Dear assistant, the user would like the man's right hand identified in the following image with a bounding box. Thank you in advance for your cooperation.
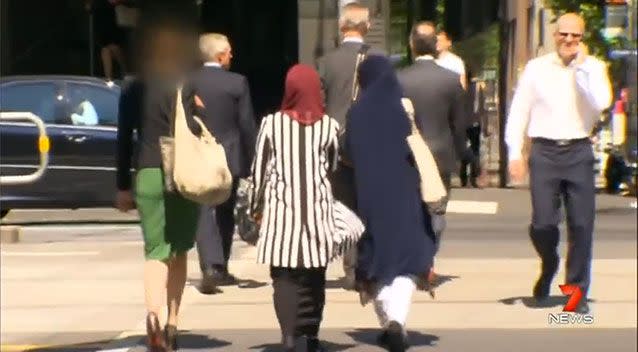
[115,190,135,212]
[508,159,527,184]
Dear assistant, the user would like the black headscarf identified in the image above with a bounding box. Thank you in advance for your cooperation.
[346,55,435,284]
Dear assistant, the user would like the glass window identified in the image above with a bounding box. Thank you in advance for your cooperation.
[0,82,58,123]
[66,83,120,127]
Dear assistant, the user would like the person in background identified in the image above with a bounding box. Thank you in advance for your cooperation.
[460,68,488,188]
[398,21,466,288]
[505,13,612,314]
[86,0,128,80]
[316,1,384,290]
[347,55,436,352]
[191,33,257,294]
[249,64,340,352]
[436,30,466,90]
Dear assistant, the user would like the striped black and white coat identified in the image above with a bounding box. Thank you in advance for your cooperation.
[249,112,340,268]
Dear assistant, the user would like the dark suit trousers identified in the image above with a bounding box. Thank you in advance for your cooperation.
[528,139,595,296]
[195,179,239,272]
[460,124,482,186]
[329,163,358,276]
[271,267,327,340]
[431,173,452,255]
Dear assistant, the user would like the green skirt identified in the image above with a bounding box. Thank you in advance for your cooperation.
[135,168,199,260]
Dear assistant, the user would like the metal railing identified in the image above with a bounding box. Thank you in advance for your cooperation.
[0,112,50,185]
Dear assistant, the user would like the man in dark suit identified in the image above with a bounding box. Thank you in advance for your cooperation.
[460,74,488,188]
[316,2,384,290]
[191,33,257,294]
[397,21,467,281]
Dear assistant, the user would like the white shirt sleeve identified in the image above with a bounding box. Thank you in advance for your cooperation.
[505,62,534,161]
[575,58,613,115]
[455,57,466,76]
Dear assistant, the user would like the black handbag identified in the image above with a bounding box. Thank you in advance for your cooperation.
[234,176,267,246]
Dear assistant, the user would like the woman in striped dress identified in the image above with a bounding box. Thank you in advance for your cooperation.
[248,64,339,352]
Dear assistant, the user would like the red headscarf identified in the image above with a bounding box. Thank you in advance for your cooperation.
[280,64,325,125]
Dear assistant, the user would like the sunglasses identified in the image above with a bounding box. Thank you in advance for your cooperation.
[558,32,583,39]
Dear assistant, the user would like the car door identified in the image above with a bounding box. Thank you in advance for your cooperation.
[60,80,120,206]
[0,80,72,208]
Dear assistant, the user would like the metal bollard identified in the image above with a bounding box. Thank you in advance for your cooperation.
[0,112,50,185]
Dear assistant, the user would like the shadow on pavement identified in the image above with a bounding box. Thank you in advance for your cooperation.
[188,277,269,295]
[23,332,231,351]
[249,340,356,351]
[499,295,595,309]
[119,333,231,351]
[345,329,440,348]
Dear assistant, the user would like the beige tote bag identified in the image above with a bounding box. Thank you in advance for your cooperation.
[401,98,447,206]
[162,86,233,205]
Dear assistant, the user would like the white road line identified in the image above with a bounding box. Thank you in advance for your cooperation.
[1,251,100,257]
[447,200,498,214]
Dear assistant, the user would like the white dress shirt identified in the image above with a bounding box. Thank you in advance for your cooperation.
[436,51,465,76]
[204,61,222,68]
[342,36,364,44]
[505,52,612,161]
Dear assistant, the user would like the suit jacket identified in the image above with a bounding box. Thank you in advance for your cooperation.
[317,42,385,126]
[189,66,257,178]
[397,59,467,175]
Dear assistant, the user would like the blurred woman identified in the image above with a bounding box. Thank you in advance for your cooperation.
[346,55,436,352]
[115,12,200,351]
[249,64,340,352]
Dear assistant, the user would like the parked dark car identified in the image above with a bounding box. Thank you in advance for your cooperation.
[0,76,121,218]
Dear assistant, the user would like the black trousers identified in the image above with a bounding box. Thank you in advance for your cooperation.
[431,172,452,255]
[528,138,595,296]
[460,124,482,186]
[195,179,239,272]
[271,267,327,340]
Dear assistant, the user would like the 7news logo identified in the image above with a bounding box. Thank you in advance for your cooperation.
[548,284,594,325]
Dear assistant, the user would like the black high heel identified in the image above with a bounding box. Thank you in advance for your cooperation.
[164,324,178,352]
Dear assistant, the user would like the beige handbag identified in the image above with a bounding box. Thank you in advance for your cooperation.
[160,86,233,205]
[401,98,447,206]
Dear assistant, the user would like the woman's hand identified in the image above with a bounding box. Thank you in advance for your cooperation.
[115,190,135,212]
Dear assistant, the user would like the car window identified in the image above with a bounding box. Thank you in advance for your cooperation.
[0,82,59,123]
[66,83,120,127]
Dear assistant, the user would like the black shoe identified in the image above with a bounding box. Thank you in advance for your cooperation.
[342,274,356,291]
[217,271,238,286]
[198,269,219,294]
[533,256,559,302]
[385,321,407,352]
[164,324,178,352]
[574,301,590,314]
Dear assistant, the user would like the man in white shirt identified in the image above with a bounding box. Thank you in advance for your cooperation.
[505,13,612,314]
[436,31,467,90]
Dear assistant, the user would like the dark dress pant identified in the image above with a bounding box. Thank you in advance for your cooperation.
[528,138,595,296]
[195,179,239,272]
[460,124,482,186]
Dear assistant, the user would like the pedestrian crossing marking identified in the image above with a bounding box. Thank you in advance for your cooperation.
[447,200,498,214]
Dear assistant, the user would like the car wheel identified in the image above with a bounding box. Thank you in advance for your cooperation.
[1,209,9,219]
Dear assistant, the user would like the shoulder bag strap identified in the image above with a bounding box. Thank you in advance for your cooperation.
[350,44,370,103]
